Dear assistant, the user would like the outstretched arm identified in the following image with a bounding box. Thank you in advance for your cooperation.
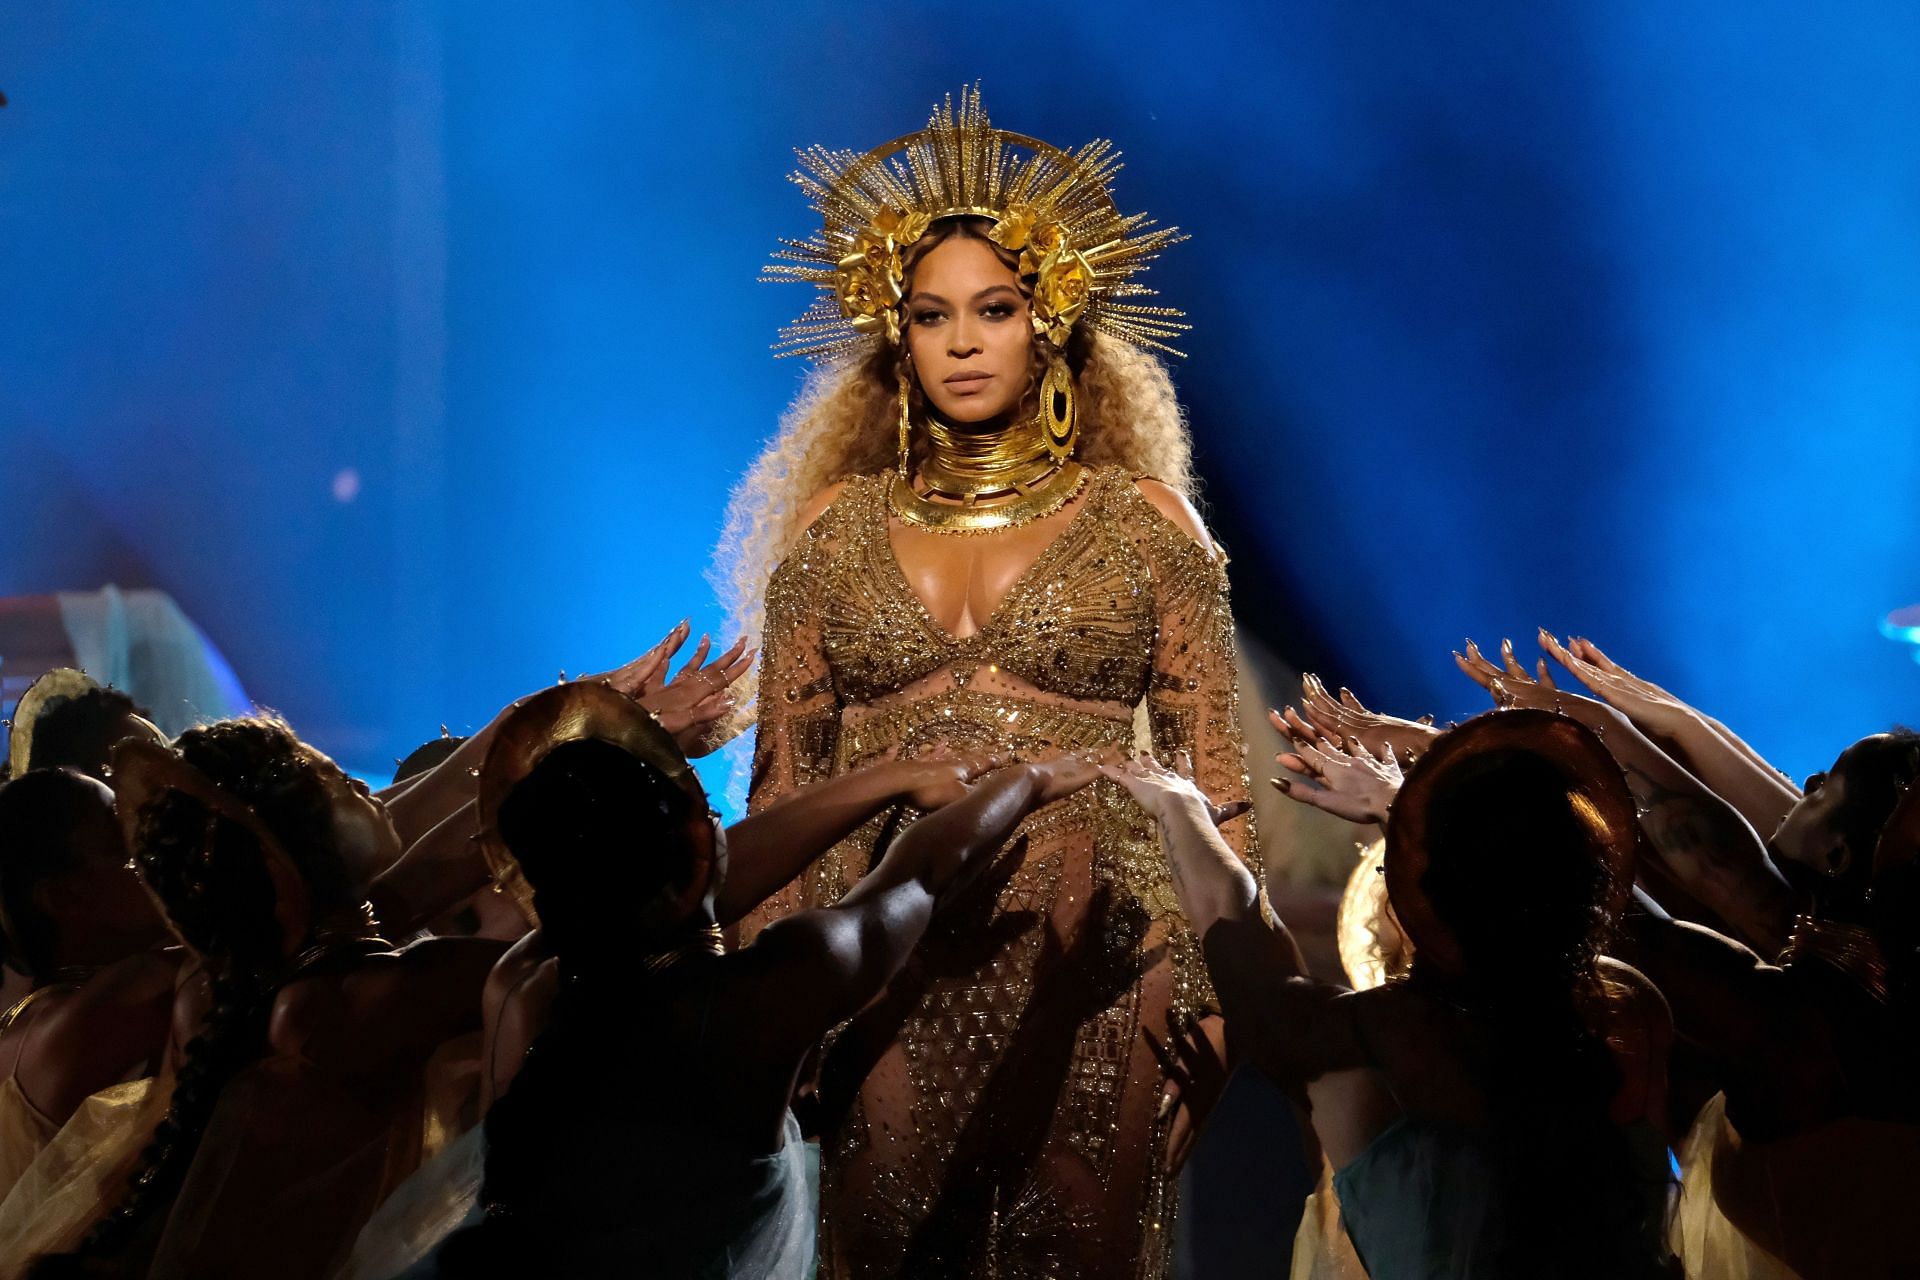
[379,622,749,848]
[742,757,1098,1047]
[1618,909,1778,1068]
[1102,756,1371,1083]
[1541,632,1800,837]
[716,755,995,926]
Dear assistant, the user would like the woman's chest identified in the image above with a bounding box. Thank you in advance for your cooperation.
[816,488,1159,704]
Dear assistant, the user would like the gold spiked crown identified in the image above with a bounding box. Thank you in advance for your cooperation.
[765,85,1188,362]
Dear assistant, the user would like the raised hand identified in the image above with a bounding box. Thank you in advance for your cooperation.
[1271,734,1402,827]
[1454,637,1577,714]
[582,620,691,699]
[1279,673,1441,765]
[641,632,757,757]
[1539,632,1696,736]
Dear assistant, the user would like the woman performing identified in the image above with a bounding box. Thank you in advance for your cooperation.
[722,87,1259,1278]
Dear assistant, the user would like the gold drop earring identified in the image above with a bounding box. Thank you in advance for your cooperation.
[896,357,914,482]
[1040,352,1077,464]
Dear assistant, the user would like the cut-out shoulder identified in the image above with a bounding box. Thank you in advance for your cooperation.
[1132,477,1216,557]
[795,479,851,535]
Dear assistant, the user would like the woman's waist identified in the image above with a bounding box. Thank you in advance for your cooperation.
[836,687,1136,766]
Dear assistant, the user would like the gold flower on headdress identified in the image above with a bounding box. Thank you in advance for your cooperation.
[988,204,1039,254]
[1034,247,1094,346]
[834,208,931,343]
[873,207,931,248]
[836,260,889,323]
[1018,221,1068,276]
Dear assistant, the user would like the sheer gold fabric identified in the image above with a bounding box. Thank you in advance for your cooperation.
[0,1034,479,1277]
[1672,1090,1920,1280]
[740,466,1258,1279]
[0,1075,63,1203]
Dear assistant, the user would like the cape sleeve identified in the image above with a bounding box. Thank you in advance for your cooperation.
[737,512,845,943]
[1122,479,1264,1008]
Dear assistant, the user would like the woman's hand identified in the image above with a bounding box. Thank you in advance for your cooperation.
[1455,635,1642,744]
[1277,673,1441,765]
[1098,751,1250,828]
[1539,632,1695,738]
[637,630,756,757]
[1454,637,1582,715]
[1270,734,1402,827]
[1099,752,1214,825]
[884,751,1006,810]
[583,620,692,700]
[1148,1008,1229,1175]
[1025,753,1106,807]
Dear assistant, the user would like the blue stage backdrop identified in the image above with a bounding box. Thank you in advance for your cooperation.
[3,2,1917,799]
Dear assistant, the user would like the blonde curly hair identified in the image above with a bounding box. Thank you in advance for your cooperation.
[713,216,1199,733]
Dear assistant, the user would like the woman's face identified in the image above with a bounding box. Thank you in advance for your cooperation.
[1769,735,1892,889]
[319,763,403,892]
[902,234,1034,425]
[52,775,162,943]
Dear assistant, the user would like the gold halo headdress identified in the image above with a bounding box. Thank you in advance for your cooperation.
[764,84,1189,363]
[7,668,165,780]
[475,681,703,928]
[1383,709,1639,977]
[109,738,314,965]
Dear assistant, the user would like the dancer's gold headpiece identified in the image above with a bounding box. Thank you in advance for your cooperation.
[765,84,1188,362]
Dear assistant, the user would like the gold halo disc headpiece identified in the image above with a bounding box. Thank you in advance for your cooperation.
[1383,709,1640,976]
[110,738,315,963]
[475,681,701,927]
[765,84,1188,362]
[7,668,165,780]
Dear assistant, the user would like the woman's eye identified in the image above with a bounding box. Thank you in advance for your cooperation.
[981,303,1014,318]
[912,310,944,325]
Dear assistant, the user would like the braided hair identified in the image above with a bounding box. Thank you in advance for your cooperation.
[33,717,351,1273]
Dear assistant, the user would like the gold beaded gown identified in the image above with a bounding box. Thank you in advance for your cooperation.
[739,464,1258,1279]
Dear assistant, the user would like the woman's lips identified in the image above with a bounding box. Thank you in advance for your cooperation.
[944,372,992,393]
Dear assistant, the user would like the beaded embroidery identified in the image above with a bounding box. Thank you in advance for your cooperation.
[744,465,1257,1278]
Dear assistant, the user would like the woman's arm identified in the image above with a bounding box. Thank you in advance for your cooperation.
[742,758,1099,1047]
[1101,756,1370,1077]
[717,756,992,925]
[280,937,510,1084]
[480,931,557,1110]
[1542,633,1800,836]
[1129,481,1259,869]
[734,506,847,941]
[366,799,486,938]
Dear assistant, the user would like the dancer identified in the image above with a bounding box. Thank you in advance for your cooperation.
[411,680,1101,1277]
[22,718,505,1279]
[723,87,1258,1275]
[0,770,176,1196]
[1168,711,1677,1279]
